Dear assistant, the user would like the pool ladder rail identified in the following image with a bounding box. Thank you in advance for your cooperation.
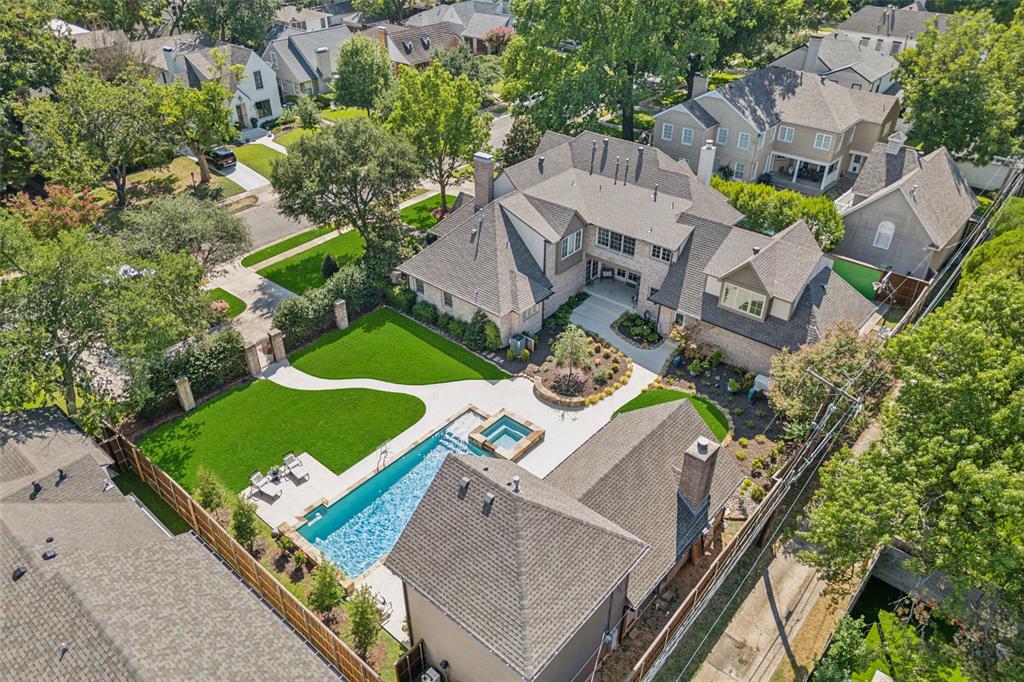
[375,441,390,472]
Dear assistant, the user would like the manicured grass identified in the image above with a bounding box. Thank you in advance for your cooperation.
[94,156,245,205]
[291,307,509,384]
[139,379,426,492]
[113,470,190,535]
[853,611,967,682]
[241,224,335,267]
[833,258,882,299]
[207,287,247,318]
[399,193,453,230]
[322,106,367,122]
[256,230,365,294]
[275,127,315,149]
[233,143,286,179]
[615,388,729,440]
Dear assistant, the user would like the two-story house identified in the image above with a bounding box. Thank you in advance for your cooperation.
[834,2,954,57]
[404,0,514,54]
[262,25,353,97]
[652,67,901,196]
[769,34,899,94]
[374,22,462,74]
[398,132,876,374]
[833,132,977,280]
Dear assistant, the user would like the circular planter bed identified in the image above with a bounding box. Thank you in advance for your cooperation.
[526,334,633,407]
[613,311,664,349]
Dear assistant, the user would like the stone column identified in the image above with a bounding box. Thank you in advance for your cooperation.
[333,299,349,330]
[269,329,286,362]
[244,344,262,376]
[174,376,196,412]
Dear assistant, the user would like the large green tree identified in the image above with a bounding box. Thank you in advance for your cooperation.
[498,116,542,168]
[332,35,394,113]
[0,222,208,424]
[716,0,847,67]
[22,69,172,207]
[897,10,1022,165]
[351,0,426,22]
[91,0,167,38]
[161,78,237,184]
[387,63,490,216]
[184,0,278,48]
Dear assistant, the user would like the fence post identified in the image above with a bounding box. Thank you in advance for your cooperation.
[269,328,286,362]
[174,376,196,412]
[333,298,349,330]
[244,344,262,376]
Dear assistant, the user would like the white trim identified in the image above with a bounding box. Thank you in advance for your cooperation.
[737,132,751,150]
[778,125,795,143]
[681,127,694,146]
[873,220,895,250]
[660,122,675,141]
[813,132,833,151]
[561,229,582,259]
[716,127,729,146]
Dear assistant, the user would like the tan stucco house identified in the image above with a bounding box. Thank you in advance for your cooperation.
[398,132,877,374]
[769,34,899,94]
[652,67,901,196]
[834,3,954,57]
[834,132,977,280]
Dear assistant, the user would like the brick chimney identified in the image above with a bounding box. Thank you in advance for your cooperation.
[473,151,494,210]
[678,435,722,512]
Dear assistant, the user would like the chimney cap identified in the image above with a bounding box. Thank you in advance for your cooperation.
[315,46,328,53]
[473,151,494,163]
[752,246,760,255]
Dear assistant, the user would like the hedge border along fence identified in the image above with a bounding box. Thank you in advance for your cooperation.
[272,264,383,350]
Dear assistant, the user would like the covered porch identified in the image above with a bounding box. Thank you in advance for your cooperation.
[766,152,841,196]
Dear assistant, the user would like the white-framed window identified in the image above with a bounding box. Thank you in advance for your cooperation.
[651,244,672,262]
[851,82,862,90]
[561,229,582,259]
[737,132,751,150]
[813,132,833,151]
[716,128,729,146]
[890,41,902,55]
[875,38,884,51]
[661,122,674,141]
[302,81,313,94]
[859,36,869,48]
[443,291,453,308]
[522,303,539,319]
[721,282,766,318]
[734,162,745,181]
[415,278,424,294]
[778,126,795,143]
[597,227,635,256]
[253,71,264,90]
[681,127,694,146]
[873,221,895,250]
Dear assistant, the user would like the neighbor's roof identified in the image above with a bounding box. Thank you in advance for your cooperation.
[265,25,353,83]
[704,67,898,132]
[405,0,513,40]
[547,400,743,604]
[837,5,954,39]
[849,143,977,247]
[274,3,331,27]
[0,408,337,682]
[70,28,128,50]
[381,22,462,66]
[386,455,647,682]
[705,221,824,302]
[816,34,898,83]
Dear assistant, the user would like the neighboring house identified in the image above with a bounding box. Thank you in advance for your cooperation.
[405,0,514,54]
[769,34,899,94]
[374,22,462,73]
[67,27,129,51]
[386,399,741,681]
[0,408,337,680]
[273,3,331,32]
[834,3,954,56]
[320,0,387,31]
[652,67,901,196]
[134,34,283,129]
[263,25,353,97]
[834,132,977,280]
[398,132,877,373]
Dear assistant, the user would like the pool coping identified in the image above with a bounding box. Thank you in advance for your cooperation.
[280,403,491,578]
[467,408,545,462]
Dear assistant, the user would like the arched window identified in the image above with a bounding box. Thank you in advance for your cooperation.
[873,221,895,250]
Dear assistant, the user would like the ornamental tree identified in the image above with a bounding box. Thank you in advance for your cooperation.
[345,584,384,659]
[230,497,259,551]
[333,34,394,113]
[308,560,345,615]
[484,26,514,54]
[553,324,590,381]
[4,185,104,240]
[161,76,237,185]
[293,94,321,129]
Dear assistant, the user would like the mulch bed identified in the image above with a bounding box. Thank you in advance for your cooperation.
[523,337,629,398]
[613,311,664,349]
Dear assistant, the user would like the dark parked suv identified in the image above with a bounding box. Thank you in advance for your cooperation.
[205,146,237,169]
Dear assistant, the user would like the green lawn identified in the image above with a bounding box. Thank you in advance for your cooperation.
[256,230,365,294]
[241,225,335,267]
[113,470,190,534]
[322,106,367,122]
[139,379,426,492]
[291,307,509,384]
[94,156,245,206]
[853,611,967,682]
[400,193,454,230]
[207,287,247,318]
[833,258,882,299]
[615,388,729,440]
[233,143,287,179]
[275,127,315,149]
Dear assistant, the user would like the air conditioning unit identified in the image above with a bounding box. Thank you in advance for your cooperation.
[421,668,442,682]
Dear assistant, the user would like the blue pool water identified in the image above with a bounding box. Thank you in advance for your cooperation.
[299,410,488,577]
[482,415,531,450]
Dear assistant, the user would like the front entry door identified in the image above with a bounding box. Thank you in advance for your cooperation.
[849,153,864,174]
[235,103,247,128]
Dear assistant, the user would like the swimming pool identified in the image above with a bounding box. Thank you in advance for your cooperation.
[298,410,488,577]
[482,415,531,450]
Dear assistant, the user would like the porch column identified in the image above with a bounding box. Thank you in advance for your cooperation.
[792,160,800,183]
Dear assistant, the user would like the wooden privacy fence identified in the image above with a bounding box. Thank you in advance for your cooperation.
[98,425,382,682]
[394,640,425,682]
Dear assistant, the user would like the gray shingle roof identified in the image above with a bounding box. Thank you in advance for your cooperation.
[709,67,899,132]
[405,0,513,39]
[681,100,719,129]
[816,34,898,83]
[385,455,647,681]
[382,22,462,66]
[708,221,824,302]
[849,143,977,247]
[837,5,954,39]
[264,25,353,83]
[547,400,743,604]
[0,409,338,682]
[648,216,736,318]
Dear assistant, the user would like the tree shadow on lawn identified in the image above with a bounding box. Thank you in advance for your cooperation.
[137,419,201,487]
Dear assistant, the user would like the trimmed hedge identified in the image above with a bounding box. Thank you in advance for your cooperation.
[385,285,417,312]
[142,329,247,419]
[273,265,383,349]
[412,300,438,324]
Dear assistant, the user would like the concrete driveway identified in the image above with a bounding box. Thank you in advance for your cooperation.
[214,161,269,191]
[207,265,296,344]
[237,193,313,248]
[570,281,674,373]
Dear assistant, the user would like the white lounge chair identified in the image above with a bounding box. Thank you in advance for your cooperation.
[283,453,309,482]
[250,471,282,499]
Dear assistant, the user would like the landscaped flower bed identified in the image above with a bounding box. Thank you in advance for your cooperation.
[613,311,664,348]
[525,332,633,407]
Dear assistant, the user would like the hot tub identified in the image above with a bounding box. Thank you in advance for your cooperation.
[468,410,544,461]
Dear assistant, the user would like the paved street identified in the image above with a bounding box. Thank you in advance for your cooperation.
[237,190,313,247]
[490,113,513,150]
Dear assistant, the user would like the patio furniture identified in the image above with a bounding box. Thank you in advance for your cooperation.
[250,471,282,499]
[283,453,309,482]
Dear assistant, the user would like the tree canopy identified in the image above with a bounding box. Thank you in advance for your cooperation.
[498,116,542,168]
[184,0,278,48]
[161,77,237,184]
[333,35,394,113]
[352,0,425,22]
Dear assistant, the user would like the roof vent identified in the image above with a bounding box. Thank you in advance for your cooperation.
[910,184,918,201]
[42,550,57,561]
[511,476,521,493]
[12,567,27,582]
[402,40,413,53]
[56,468,67,486]
[483,492,495,514]
[652,184,658,201]
[458,477,470,497]
[30,480,42,500]
[603,137,609,146]
[752,246,760,255]
[538,156,545,171]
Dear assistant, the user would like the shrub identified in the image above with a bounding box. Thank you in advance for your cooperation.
[412,300,438,324]
[750,485,765,502]
[230,498,259,552]
[709,349,722,366]
[463,309,490,350]
[194,467,227,510]
[483,321,501,351]
[735,449,748,460]
[611,363,620,373]
[755,434,767,444]
[347,585,385,660]
[732,406,745,415]
[276,534,295,553]
[507,347,516,361]
[754,408,767,418]
[545,355,555,364]
[447,317,467,340]
[751,456,767,471]
[594,344,603,353]
[594,367,613,384]
[520,348,530,362]
[308,560,345,615]
[436,312,455,331]
[321,254,340,281]
[745,419,756,429]
[273,265,382,348]
[385,285,416,312]
[293,550,308,566]
[602,350,611,359]
[646,332,659,343]
[738,437,749,447]
[142,328,247,419]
